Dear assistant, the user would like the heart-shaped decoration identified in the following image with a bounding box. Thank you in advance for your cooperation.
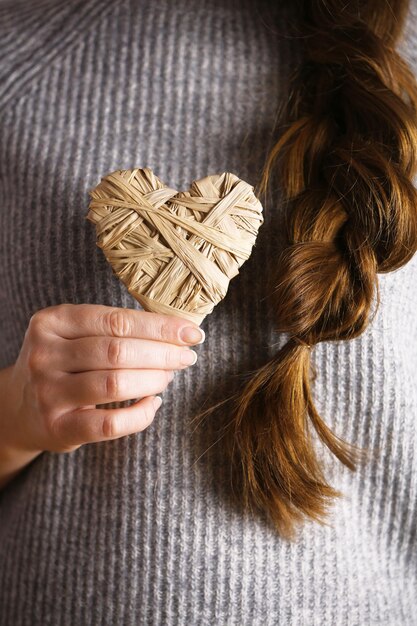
[86,167,264,324]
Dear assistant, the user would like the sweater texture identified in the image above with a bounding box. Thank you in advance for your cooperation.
[0,0,417,624]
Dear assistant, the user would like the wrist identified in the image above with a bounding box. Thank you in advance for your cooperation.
[0,363,42,454]
[0,364,43,490]
[0,445,42,490]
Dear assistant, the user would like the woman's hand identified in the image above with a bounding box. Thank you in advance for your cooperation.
[4,303,204,456]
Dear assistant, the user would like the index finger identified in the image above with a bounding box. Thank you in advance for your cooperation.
[33,303,205,346]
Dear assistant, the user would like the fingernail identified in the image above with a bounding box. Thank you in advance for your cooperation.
[168,370,175,381]
[179,326,205,344]
[180,349,198,365]
[153,396,162,410]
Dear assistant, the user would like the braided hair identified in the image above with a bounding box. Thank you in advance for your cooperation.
[195,0,417,540]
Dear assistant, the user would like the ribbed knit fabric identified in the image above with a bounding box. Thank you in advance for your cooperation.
[0,0,417,624]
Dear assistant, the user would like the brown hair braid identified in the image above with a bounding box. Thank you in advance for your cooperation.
[193,0,417,540]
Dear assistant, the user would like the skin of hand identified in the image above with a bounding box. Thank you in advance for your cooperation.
[1,303,205,456]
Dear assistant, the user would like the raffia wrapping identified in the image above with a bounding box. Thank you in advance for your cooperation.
[86,167,264,324]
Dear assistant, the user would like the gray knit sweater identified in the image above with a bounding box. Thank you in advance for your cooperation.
[0,0,417,624]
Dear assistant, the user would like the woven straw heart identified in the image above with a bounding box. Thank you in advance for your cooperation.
[86,167,264,324]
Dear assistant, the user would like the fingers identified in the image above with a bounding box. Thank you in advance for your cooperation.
[57,336,198,373]
[54,395,163,447]
[19,303,204,455]
[57,368,176,408]
[35,303,205,345]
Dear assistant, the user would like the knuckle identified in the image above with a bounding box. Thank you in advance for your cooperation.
[158,317,173,342]
[107,338,124,367]
[108,309,130,337]
[104,371,122,400]
[101,412,117,439]
[47,303,65,316]
[52,303,74,324]
[57,302,72,312]
[27,347,48,374]
[29,304,63,331]
[164,349,177,368]
[28,310,47,338]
